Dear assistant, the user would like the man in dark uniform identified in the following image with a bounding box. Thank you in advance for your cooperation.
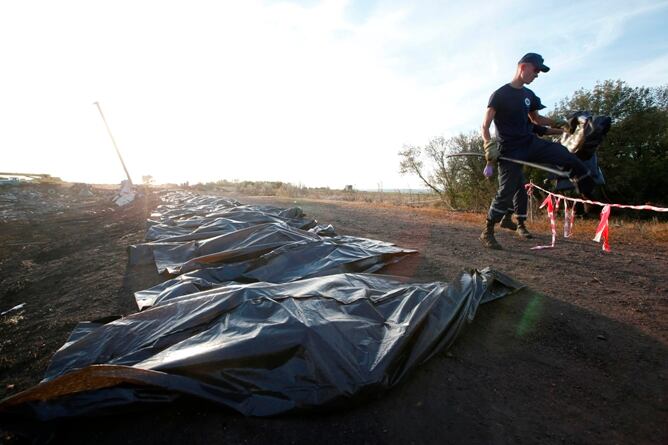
[480,53,594,249]
[496,124,565,238]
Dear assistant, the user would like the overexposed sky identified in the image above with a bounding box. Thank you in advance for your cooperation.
[2,0,667,188]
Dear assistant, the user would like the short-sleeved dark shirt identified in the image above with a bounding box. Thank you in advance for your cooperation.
[488,84,544,148]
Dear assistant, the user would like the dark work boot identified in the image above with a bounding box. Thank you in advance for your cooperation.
[516,220,533,239]
[480,220,502,250]
[499,212,517,231]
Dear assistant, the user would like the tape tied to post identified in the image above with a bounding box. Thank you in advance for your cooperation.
[526,182,668,252]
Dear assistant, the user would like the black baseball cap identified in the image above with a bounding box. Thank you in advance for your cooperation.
[518,53,550,72]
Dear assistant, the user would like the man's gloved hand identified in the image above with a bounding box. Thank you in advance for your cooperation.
[483,139,500,162]
[483,163,494,178]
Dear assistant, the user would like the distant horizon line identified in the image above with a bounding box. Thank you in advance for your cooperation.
[0,174,429,193]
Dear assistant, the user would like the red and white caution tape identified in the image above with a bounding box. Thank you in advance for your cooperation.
[531,195,556,250]
[563,199,575,238]
[593,205,611,252]
[525,182,668,252]
[527,183,668,212]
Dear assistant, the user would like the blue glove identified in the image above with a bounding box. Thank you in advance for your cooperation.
[483,164,494,178]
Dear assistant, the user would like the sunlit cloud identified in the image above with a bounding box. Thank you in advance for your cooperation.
[0,0,666,188]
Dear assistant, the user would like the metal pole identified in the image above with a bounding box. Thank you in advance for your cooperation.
[529,191,533,222]
[446,152,570,178]
[93,102,133,185]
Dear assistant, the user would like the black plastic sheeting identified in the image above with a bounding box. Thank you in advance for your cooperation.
[146,210,318,242]
[131,194,410,285]
[149,193,240,220]
[554,153,605,191]
[0,270,522,421]
[560,110,612,161]
[134,235,417,310]
[146,193,317,242]
[131,222,324,275]
[131,224,413,281]
[0,192,525,424]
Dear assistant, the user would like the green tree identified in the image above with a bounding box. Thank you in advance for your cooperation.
[551,80,668,205]
[399,132,496,210]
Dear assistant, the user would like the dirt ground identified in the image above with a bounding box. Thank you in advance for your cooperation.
[0,186,666,444]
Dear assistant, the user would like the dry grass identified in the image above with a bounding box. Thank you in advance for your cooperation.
[423,205,667,246]
[201,185,668,246]
[1,313,25,327]
[279,194,668,247]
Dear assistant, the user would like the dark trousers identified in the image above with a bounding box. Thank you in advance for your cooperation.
[487,136,591,222]
[509,172,528,220]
